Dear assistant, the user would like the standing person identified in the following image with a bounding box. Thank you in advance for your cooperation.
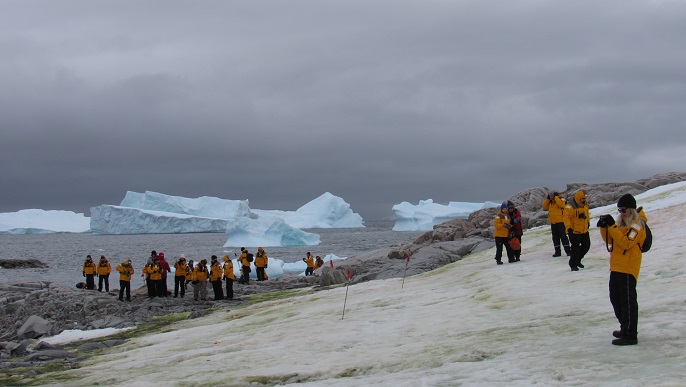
[542,191,571,257]
[185,259,194,290]
[209,255,224,300]
[564,190,591,271]
[82,255,97,290]
[238,247,252,284]
[97,255,112,292]
[597,194,647,346]
[315,255,324,269]
[222,255,234,299]
[173,256,187,298]
[254,247,268,281]
[493,202,515,265]
[115,259,134,301]
[143,257,163,298]
[192,259,209,301]
[157,252,171,297]
[303,252,315,275]
[507,201,523,262]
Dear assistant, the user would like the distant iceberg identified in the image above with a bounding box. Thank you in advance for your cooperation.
[0,209,90,234]
[89,206,230,234]
[392,200,500,231]
[254,192,364,228]
[223,217,320,247]
[120,191,256,219]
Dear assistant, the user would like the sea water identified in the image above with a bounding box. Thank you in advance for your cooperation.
[0,222,423,287]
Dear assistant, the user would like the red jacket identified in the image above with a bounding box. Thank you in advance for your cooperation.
[509,209,523,237]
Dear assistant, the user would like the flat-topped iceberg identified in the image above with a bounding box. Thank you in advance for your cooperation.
[392,199,500,231]
[0,209,91,234]
[120,191,256,219]
[89,206,230,234]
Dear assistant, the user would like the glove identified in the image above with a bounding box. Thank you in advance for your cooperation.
[514,218,520,224]
[567,228,573,236]
[83,272,86,277]
[265,265,268,269]
[579,213,587,219]
[603,214,615,227]
[504,223,512,229]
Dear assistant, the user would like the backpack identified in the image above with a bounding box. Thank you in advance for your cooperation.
[246,253,254,262]
[640,222,652,253]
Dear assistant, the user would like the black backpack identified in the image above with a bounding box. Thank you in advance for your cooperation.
[641,221,652,253]
[246,253,254,262]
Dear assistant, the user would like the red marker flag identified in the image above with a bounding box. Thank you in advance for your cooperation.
[347,267,353,280]
[329,259,334,268]
[407,254,411,263]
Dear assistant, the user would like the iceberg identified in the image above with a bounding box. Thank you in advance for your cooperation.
[89,206,230,234]
[120,191,257,219]
[223,217,320,247]
[253,192,364,228]
[0,209,90,234]
[392,199,500,231]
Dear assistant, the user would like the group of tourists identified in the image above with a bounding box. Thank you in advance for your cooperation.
[498,190,648,346]
[302,252,324,275]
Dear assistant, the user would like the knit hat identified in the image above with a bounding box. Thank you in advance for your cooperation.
[500,201,508,210]
[617,194,637,209]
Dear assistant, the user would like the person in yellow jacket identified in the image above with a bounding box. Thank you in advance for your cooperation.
[254,247,268,281]
[96,255,112,292]
[542,191,571,257]
[115,259,134,301]
[564,190,591,271]
[303,252,316,275]
[237,247,252,284]
[82,255,97,290]
[192,259,209,301]
[173,256,187,298]
[143,258,164,298]
[209,255,224,300]
[222,255,234,299]
[185,259,194,290]
[597,194,647,346]
[493,202,515,265]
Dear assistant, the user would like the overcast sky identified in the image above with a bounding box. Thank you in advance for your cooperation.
[2,0,685,221]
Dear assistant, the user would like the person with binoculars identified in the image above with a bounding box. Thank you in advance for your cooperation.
[564,190,591,271]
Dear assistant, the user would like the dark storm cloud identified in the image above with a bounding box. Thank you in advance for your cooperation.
[2,0,685,220]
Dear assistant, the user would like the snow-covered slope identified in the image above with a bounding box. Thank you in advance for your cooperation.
[57,182,686,386]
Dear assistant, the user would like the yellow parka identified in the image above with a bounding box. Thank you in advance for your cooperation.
[304,254,315,268]
[97,258,111,276]
[493,210,512,238]
[115,261,135,281]
[254,248,268,268]
[193,265,209,282]
[83,260,97,275]
[223,256,235,280]
[185,263,194,279]
[143,263,163,281]
[209,260,223,281]
[542,195,566,224]
[174,260,187,277]
[600,212,647,280]
[238,252,252,268]
[564,190,590,234]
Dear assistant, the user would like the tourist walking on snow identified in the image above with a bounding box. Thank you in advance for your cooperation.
[303,252,315,275]
[115,259,134,301]
[82,255,97,290]
[173,256,187,298]
[507,201,523,262]
[192,259,209,301]
[493,202,515,264]
[542,191,571,257]
[564,190,591,271]
[209,255,224,300]
[222,255,234,299]
[597,193,647,345]
[97,255,111,292]
[254,247,268,281]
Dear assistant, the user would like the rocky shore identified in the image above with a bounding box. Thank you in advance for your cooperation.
[1,172,685,371]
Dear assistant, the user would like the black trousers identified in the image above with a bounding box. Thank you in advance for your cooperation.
[256,267,266,281]
[494,236,514,262]
[211,280,224,300]
[146,279,155,297]
[174,276,185,297]
[119,280,131,301]
[550,222,571,254]
[242,266,250,284]
[568,232,591,269]
[609,271,638,338]
[305,267,313,276]
[85,274,95,290]
[98,274,110,292]
[225,278,233,299]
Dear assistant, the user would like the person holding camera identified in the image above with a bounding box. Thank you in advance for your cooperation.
[597,193,647,346]
[192,259,209,301]
[493,202,515,265]
[173,256,187,298]
[564,190,590,271]
[542,191,571,257]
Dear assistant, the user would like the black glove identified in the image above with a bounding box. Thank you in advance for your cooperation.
[504,223,512,229]
[83,272,86,277]
[567,228,573,236]
[579,213,587,219]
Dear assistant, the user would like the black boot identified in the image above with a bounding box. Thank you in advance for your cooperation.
[612,336,637,346]
[612,330,623,338]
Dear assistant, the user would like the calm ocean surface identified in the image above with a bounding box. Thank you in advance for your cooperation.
[0,222,423,287]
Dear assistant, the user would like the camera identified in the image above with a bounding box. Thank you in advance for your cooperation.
[596,214,614,228]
